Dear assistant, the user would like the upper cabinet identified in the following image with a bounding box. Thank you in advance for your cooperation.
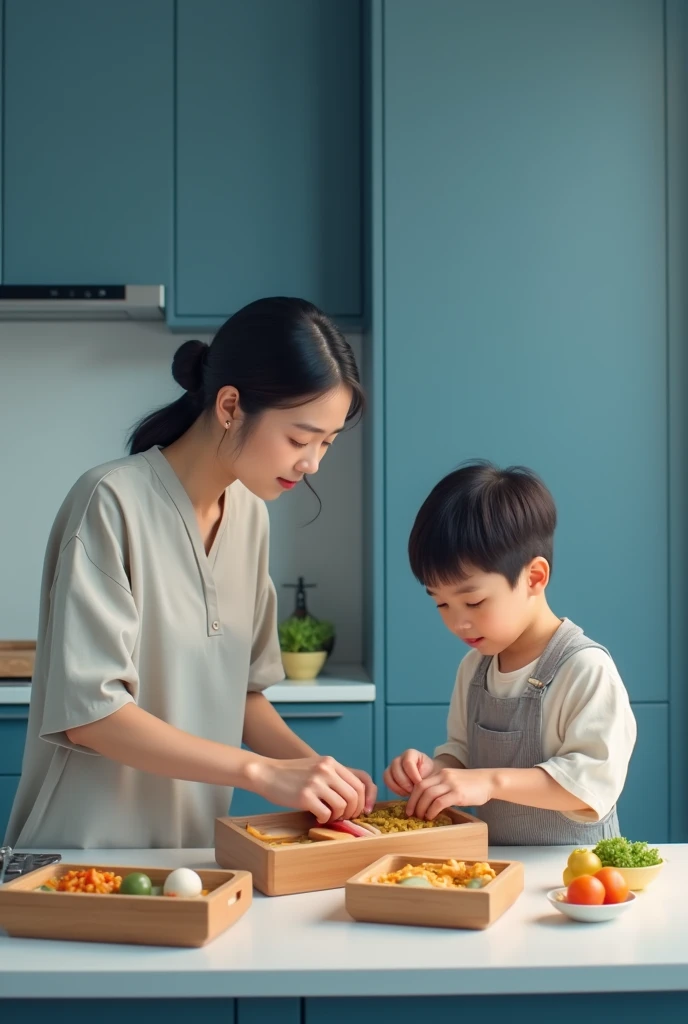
[2,0,173,286]
[377,0,669,704]
[173,0,362,328]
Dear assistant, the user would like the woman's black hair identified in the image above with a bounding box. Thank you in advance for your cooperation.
[127,297,364,466]
[408,461,557,588]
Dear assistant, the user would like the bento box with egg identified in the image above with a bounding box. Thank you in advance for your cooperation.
[214,800,488,896]
[0,862,252,947]
[345,853,524,930]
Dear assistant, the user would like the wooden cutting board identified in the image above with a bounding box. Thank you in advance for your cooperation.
[0,641,35,678]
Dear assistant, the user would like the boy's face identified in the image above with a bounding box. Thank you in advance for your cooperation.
[425,559,548,656]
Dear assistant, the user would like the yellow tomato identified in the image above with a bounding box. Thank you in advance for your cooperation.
[563,867,575,886]
[566,848,603,879]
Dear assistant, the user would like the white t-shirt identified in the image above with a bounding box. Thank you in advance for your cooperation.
[434,645,637,823]
[5,446,284,850]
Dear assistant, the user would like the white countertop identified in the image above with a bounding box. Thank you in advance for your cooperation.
[0,663,375,705]
[0,844,683,999]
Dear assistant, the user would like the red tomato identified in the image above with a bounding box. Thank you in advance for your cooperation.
[594,867,629,905]
[566,874,606,905]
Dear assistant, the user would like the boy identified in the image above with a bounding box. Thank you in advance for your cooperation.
[385,461,636,845]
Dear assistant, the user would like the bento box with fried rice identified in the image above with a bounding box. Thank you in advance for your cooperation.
[214,800,488,896]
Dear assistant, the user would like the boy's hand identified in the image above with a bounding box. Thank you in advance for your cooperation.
[406,767,496,820]
[383,748,435,796]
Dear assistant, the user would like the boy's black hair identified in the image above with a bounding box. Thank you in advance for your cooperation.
[408,460,557,589]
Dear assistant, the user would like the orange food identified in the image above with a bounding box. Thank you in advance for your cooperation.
[594,867,629,905]
[566,874,606,905]
[45,868,123,894]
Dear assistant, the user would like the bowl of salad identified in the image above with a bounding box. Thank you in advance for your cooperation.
[592,838,664,891]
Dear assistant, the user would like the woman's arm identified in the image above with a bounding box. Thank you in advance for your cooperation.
[67,700,371,822]
[241,691,317,758]
[67,703,258,787]
[242,692,377,812]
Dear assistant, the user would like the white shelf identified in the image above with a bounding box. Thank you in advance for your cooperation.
[0,664,375,706]
[265,662,374,702]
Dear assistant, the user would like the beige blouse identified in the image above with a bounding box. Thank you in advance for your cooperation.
[5,446,284,850]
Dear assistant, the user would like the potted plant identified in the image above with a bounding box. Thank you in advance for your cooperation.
[278,615,335,682]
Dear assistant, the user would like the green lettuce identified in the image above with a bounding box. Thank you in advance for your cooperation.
[592,837,662,868]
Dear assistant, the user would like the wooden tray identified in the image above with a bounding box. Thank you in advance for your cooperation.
[0,641,35,678]
[215,802,488,896]
[0,862,252,947]
[345,853,524,930]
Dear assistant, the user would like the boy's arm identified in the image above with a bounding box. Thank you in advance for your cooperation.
[491,767,591,810]
[433,752,465,770]
[406,764,590,820]
[409,653,636,821]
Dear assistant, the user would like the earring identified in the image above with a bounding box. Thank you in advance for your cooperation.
[225,419,231,430]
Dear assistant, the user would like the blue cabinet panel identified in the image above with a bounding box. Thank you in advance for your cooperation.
[237,1001,299,1024]
[3,0,173,285]
[0,706,28,774]
[381,0,668,705]
[0,776,20,841]
[174,0,362,323]
[620,703,668,843]
[386,702,669,843]
[230,702,373,817]
[306,994,688,1024]
[0,1002,236,1024]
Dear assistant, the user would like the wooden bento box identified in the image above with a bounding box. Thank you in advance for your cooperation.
[215,802,488,896]
[345,853,524,930]
[0,862,252,947]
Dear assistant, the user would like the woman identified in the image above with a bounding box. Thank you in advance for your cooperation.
[5,296,376,850]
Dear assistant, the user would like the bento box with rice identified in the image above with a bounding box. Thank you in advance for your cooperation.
[345,852,524,930]
[214,800,488,896]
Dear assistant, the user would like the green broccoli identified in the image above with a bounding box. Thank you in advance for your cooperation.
[592,837,662,868]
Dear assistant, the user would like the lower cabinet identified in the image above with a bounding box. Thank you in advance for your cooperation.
[0,706,29,773]
[229,702,374,817]
[304,995,687,1023]
[386,702,669,843]
[0,775,20,842]
[237,1001,299,1024]
[0,706,29,840]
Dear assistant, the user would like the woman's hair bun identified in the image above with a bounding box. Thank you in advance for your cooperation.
[172,340,208,393]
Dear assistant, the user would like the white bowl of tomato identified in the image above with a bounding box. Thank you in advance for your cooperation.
[548,866,637,923]
[547,886,636,923]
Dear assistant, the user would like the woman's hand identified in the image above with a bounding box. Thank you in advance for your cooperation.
[246,754,369,823]
[383,748,436,796]
[347,766,377,814]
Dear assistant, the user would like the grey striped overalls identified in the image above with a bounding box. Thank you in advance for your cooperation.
[466,617,621,845]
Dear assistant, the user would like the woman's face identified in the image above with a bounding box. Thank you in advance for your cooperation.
[226,385,353,500]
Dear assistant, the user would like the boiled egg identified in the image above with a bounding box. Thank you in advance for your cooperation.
[163,867,203,898]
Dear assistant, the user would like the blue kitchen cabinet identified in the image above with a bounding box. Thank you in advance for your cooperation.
[377,0,668,708]
[0,776,20,841]
[0,1002,237,1024]
[386,703,669,843]
[0,706,29,840]
[0,705,29,774]
[305,995,688,1024]
[230,702,373,817]
[173,0,362,327]
[2,0,173,285]
[237,1001,300,1024]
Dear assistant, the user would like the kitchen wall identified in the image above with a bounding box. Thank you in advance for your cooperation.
[0,323,363,664]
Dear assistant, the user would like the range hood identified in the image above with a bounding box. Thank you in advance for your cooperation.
[0,284,165,321]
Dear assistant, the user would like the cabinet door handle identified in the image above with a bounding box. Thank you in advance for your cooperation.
[0,711,29,721]
[280,712,343,720]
